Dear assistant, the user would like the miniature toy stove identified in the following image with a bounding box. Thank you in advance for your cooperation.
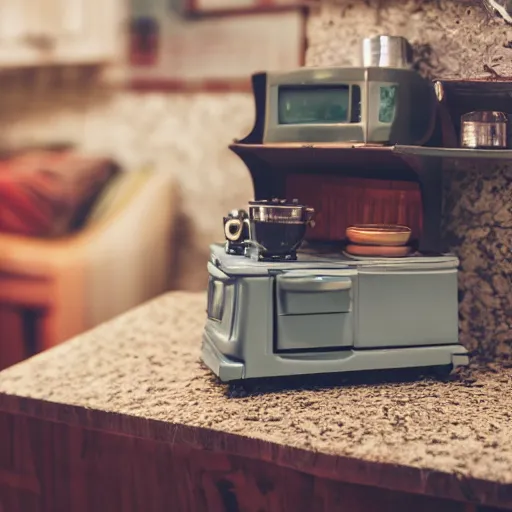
[201,35,470,382]
[203,244,468,382]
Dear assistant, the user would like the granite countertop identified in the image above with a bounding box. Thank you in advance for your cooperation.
[0,292,511,506]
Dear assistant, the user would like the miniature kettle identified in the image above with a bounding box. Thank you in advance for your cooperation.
[223,209,250,255]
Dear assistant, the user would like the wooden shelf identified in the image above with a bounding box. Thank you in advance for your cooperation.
[229,143,413,175]
[229,142,448,253]
[231,142,512,171]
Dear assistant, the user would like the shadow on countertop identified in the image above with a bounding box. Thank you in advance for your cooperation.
[202,355,512,398]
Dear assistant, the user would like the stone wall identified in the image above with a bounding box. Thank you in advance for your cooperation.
[0,0,509,357]
[306,0,511,357]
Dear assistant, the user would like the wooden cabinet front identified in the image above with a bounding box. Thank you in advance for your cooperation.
[286,174,423,242]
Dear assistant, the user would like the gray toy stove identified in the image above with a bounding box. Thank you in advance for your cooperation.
[202,243,469,382]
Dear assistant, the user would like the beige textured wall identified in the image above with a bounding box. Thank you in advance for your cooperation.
[0,0,510,357]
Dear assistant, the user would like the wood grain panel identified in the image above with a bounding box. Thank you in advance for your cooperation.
[286,174,423,241]
[0,411,493,512]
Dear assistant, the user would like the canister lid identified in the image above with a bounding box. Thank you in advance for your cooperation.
[461,111,508,124]
[361,35,413,69]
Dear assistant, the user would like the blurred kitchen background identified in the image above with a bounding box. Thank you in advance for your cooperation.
[0,0,510,370]
[0,0,308,369]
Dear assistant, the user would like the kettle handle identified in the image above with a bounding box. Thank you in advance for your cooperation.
[224,218,243,241]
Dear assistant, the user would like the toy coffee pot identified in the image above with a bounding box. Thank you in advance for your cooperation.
[223,199,315,261]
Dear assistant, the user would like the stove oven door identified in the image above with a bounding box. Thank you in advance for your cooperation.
[356,267,459,348]
[275,270,355,351]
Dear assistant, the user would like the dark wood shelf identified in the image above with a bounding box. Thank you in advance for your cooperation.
[231,142,512,168]
[229,142,413,175]
[229,142,449,254]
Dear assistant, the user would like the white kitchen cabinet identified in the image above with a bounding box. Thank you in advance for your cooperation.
[0,0,123,68]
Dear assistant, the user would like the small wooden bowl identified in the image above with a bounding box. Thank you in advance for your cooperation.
[346,224,412,247]
[345,244,413,258]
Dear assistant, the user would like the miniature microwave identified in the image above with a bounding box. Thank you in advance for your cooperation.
[253,36,438,146]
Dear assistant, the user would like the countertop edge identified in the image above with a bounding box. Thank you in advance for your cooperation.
[1,392,510,509]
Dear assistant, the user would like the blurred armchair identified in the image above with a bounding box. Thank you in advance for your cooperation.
[0,167,178,366]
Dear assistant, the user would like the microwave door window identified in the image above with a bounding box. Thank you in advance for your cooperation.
[278,86,350,125]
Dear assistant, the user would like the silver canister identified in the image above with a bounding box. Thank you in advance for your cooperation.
[460,111,508,149]
[361,35,413,69]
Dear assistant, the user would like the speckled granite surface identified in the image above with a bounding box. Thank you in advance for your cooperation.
[0,0,509,357]
[0,292,511,487]
[444,162,512,358]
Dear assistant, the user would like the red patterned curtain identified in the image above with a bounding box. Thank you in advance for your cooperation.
[0,151,119,237]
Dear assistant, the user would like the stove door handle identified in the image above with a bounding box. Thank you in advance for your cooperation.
[279,276,352,293]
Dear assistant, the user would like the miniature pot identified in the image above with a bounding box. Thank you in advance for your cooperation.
[460,111,508,149]
[247,199,315,260]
